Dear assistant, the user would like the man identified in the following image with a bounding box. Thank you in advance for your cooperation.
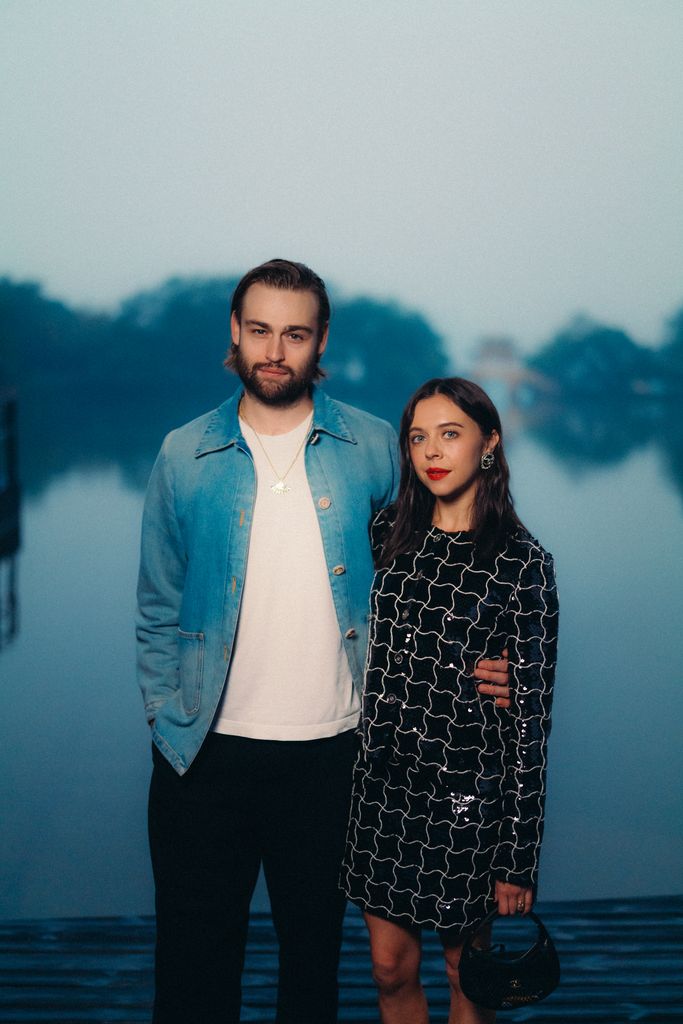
[137,259,510,1023]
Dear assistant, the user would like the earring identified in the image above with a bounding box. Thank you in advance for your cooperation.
[480,451,495,471]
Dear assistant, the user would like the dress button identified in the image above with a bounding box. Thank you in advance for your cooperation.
[394,654,403,665]
[401,610,409,620]
[318,496,331,510]
[345,628,357,639]
[332,565,346,576]
[386,694,397,704]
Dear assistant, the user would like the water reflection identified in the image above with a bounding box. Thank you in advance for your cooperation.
[12,375,683,508]
[526,397,666,466]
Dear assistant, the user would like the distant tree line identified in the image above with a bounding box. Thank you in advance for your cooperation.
[0,276,447,493]
[3,274,681,402]
[527,313,683,398]
[1,275,682,498]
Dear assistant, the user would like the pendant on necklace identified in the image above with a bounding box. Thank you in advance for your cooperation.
[271,480,291,495]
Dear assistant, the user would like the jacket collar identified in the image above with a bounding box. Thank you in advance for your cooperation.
[194,387,356,457]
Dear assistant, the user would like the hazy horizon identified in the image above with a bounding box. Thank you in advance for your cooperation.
[2,1,682,358]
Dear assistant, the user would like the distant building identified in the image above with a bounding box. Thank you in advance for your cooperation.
[469,336,553,409]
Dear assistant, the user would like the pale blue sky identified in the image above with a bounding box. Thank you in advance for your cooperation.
[2,0,682,353]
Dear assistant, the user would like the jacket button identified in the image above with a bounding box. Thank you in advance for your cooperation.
[386,694,397,704]
[318,496,331,510]
[345,628,357,639]
[394,653,403,665]
[332,565,346,576]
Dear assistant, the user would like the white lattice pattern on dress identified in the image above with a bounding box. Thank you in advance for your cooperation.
[340,509,559,931]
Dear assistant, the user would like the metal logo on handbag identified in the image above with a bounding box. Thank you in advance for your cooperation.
[458,909,561,1010]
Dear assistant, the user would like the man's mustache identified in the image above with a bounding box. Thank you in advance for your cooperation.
[254,362,294,377]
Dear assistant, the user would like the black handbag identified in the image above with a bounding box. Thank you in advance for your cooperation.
[458,909,561,1010]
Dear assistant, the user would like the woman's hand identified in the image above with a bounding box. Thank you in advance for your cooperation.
[495,880,533,915]
[475,647,511,708]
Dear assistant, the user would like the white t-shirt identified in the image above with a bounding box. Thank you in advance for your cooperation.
[212,414,360,740]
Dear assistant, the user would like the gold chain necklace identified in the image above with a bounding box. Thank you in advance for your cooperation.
[240,403,312,495]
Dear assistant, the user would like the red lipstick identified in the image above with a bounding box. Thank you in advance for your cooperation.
[426,468,450,480]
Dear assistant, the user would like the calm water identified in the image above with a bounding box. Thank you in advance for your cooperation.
[1,402,682,919]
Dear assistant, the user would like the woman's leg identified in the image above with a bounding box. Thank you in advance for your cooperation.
[364,911,429,1024]
[441,930,495,1024]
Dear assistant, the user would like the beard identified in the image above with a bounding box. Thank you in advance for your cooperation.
[233,345,320,407]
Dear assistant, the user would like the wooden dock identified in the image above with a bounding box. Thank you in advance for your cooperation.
[0,896,681,1022]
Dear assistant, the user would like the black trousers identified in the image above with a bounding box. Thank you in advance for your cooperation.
[148,729,356,1024]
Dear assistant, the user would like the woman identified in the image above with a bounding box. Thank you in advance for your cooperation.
[340,378,558,1024]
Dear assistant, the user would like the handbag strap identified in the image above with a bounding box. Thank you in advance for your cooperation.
[462,909,554,960]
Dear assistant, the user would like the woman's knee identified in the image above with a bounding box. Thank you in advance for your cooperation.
[365,912,422,997]
[371,948,420,996]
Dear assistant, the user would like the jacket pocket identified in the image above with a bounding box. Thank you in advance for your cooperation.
[177,629,204,714]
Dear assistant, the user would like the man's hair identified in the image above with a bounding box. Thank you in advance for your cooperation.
[230,258,330,332]
[225,259,330,378]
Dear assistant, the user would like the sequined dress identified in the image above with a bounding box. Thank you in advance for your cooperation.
[340,508,559,932]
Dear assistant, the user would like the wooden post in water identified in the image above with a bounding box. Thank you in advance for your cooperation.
[0,389,20,650]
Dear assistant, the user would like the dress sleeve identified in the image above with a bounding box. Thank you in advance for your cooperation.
[491,545,559,888]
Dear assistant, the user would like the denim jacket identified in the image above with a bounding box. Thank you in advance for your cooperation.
[136,387,399,774]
